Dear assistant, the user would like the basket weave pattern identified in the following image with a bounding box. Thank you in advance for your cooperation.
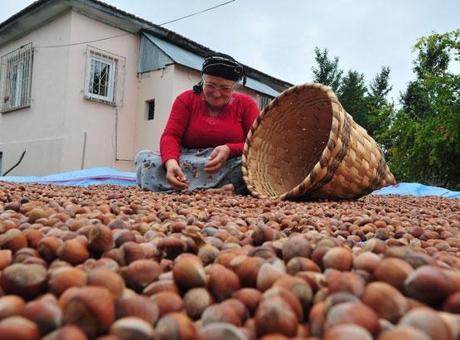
[242,83,396,200]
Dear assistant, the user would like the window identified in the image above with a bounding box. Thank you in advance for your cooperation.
[146,99,155,120]
[85,49,117,104]
[0,43,33,113]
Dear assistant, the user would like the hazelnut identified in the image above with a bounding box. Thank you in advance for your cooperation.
[116,295,159,325]
[143,280,179,296]
[353,251,381,273]
[157,237,185,259]
[0,316,40,340]
[262,286,303,321]
[87,269,125,300]
[0,263,47,300]
[120,242,145,264]
[361,282,407,322]
[121,259,161,292]
[38,236,63,263]
[322,247,353,271]
[256,263,287,292]
[0,295,26,319]
[281,235,312,262]
[308,301,327,337]
[88,224,113,254]
[233,256,265,287]
[150,291,184,317]
[48,267,87,296]
[286,257,321,275]
[22,229,44,249]
[41,325,88,340]
[59,286,115,337]
[172,255,207,291]
[0,229,28,253]
[232,288,262,316]
[201,303,242,327]
[199,322,248,340]
[57,239,89,265]
[220,298,248,323]
[22,298,62,335]
[443,292,460,313]
[198,244,220,265]
[207,263,240,301]
[110,316,155,340]
[404,265,455,306]
[326,271,365,297]
[254,296,298,337]
[325,302,380,336]
[374,257,413,291]
[0,250,12,270]
[399,307,451,340]
[377,325,431,340]
[324,324,372,340]
[183,287,214,319]
[155,313,197,340]
[273,276,313,311]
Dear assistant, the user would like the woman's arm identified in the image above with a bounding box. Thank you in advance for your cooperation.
[160,95,192,164]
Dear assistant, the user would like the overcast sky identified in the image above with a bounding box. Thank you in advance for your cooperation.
[1,0,459,102]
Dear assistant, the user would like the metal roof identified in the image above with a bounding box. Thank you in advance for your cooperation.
[143,33,280,97]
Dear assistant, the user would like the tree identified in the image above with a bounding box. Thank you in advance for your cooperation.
[337,70,367,127]
[387,30,460,188]
[312,47,343,92]
[365,66,394,139]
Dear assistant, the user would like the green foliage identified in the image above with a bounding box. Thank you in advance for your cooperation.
[312,47,343,92]
[338,70,367,127]
[310,29,460,188]
[388,29,460,188]
[366,67,394,138]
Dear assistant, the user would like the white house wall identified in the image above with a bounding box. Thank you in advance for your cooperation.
[0,11,72,176]
[0,10,140,175]
[60,11,139,172]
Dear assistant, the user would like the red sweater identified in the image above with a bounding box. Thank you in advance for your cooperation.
[160,90,260,163]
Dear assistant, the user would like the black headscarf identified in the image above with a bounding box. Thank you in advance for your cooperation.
[193,52,246,93]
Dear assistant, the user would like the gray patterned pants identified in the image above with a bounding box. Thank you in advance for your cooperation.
[134,148,248,194]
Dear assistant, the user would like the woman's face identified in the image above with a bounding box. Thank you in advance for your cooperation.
[202,74,236,110]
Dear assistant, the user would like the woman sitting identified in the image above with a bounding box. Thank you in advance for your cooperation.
[135,52,260,194]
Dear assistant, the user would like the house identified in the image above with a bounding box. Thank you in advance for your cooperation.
[0,0,291,176]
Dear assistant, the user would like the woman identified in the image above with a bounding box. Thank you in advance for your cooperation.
[135,53,260,194]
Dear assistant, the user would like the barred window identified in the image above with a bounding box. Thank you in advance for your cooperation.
[85,49,117,104]
[0,43,33,113]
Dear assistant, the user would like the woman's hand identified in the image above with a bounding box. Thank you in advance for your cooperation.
[205,145,231,174]
[165,159,189,190]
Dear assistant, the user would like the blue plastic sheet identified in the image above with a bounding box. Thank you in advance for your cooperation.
[372,182,460,199]
[1,168,459,199]
[0,167,136,187]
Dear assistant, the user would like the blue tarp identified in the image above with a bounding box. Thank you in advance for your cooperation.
[372,182,460,199]
[0,167,136,187]
[0,168,459,199]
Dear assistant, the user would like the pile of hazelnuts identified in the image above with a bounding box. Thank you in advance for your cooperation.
[0,181,459,339]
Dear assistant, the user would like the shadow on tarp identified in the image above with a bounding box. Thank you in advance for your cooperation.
[0,168,458,199]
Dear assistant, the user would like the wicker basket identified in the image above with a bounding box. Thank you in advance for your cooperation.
[242,83,396,200]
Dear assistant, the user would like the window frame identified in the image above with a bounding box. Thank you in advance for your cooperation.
[0,43,33,113]
[84,49,117,105]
